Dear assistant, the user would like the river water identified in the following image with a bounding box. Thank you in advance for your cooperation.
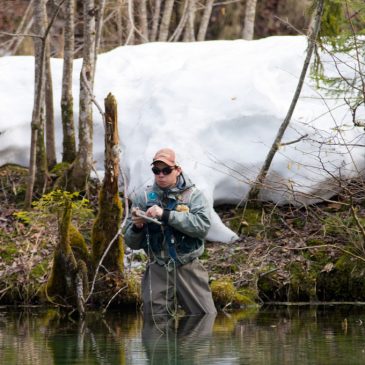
[1,304,365,364]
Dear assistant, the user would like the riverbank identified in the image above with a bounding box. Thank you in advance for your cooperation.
[1,164,365,309]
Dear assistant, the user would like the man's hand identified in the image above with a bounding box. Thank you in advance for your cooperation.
[146,204,163,219]
[131,208,146,229]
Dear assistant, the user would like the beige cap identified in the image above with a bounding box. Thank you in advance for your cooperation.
[152,148,177,167]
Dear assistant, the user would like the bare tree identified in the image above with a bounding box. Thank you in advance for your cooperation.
[70,0,96,191]
[247,0,325,203]
[150,0,162,41]
[197,0,214,41]
[169,0,189,41]
[139,0,149,42]
[183,0,196,42]
[24,0,48,208]
[116,0,124,45]
[45,31,57,168]
[158,0,175,41]
[95,0,107,55]
[242,0,258,40]
[61,0,76,163]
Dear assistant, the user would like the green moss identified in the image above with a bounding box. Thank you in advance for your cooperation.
[91,189,124,272]
[69,224,90,265]
[323,214,348,236]
[211,278,256,309]
[306,238,326,246]
[50,162,70,177]
[46,201,78,300]
[30,261,48,279]
[323,213,365,238]
[131,250,147,262]
[229,207,264,237]
[0,244,17,263]
[120,274,141,305]
[229,206,280,238]
[288,261,318,301]
[61,98,76,163]
[291,217,306,229]
[317,251,365,301]
[200,248,210,260]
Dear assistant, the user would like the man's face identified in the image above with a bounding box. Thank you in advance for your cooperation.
[152,162,181,189]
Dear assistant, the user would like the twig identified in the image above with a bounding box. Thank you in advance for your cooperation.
[81,67,105,125]
[0,31,42,39]
[125,0,149,44]
[350,204,365,244]
[102,285,128,313]
[279,244,365,263]
[280,134,308,147]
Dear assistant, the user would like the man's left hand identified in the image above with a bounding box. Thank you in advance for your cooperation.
[146,205,163,219]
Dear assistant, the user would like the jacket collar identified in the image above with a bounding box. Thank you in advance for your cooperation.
[152,172,194,197]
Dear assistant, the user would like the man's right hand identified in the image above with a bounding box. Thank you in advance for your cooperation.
[131,208,146,229]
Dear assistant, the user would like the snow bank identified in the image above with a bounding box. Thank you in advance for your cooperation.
[0,36,364,243]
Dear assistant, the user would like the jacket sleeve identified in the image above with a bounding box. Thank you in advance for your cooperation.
[166,189,211,239]
[123,194,147,250]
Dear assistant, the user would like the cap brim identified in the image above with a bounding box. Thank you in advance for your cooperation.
[151,158,175,166]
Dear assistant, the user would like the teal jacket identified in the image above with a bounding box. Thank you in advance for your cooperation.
[124,173,211,265]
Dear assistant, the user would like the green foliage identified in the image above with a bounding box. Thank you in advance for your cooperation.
[311,0,365,112]
[14,189,93,225]
[13,211,31,224]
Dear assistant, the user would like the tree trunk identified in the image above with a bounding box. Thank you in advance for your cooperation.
[197,0,214,42]
[93,0,106,82]
[183,0,196,42]
[45,46,57,169]
[95,0,106,56]
[247,0,325,203]
[117,1,123,45]
[91,93,124,272]
[139,0,149,42]
[24,0,48,208]
[46,200,88,318]
[150,0,162,42]
[33,0,49,195]
[170,0,189,41]
[34,107,48,194]
[70,0,96,191]
[242,0,258,40]
[158,0,175,41]
[61,0,76,164]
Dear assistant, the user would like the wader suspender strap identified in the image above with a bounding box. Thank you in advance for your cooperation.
[145,186,195,264]
[164,198,178,261]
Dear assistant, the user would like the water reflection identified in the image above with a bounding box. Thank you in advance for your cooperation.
[142,314,216,365]
[2,305,365,364]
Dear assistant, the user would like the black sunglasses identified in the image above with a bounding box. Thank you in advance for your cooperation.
[152,166,175,175]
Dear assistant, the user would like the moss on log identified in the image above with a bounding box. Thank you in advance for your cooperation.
[91,93,124,273]
[46,200,89,316]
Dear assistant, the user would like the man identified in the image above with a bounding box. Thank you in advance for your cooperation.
[124,147,217,316]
